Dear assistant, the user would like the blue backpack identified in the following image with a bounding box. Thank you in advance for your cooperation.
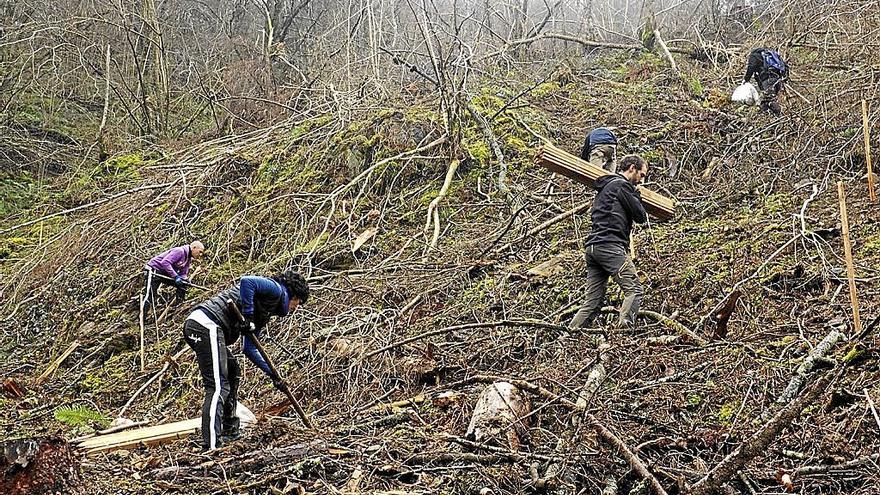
[762,50,787,74]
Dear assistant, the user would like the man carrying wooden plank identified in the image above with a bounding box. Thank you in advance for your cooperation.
[183,270,310,451]
[142,240,205,310]
[579,127,618,172]
[569,155,648,330]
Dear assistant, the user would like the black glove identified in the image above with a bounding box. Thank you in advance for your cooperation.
[271,375,288,393]
[237,317,256,335]
[174,276,189,289]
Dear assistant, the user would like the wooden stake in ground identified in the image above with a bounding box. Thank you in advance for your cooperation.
[690,369,837,495]
[862,100,876,202]
[837,181,862,335]
[139,293,146,372]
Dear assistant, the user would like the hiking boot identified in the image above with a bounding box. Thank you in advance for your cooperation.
[220,430,241,444]
[220,417,241,444]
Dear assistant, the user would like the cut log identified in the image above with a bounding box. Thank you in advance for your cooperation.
[466,382,532,451]
[534,144,675,220]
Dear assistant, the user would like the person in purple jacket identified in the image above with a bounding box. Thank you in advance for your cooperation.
[142,241,205,310]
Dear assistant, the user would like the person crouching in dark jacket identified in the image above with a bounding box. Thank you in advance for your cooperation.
[182,270,310,451]
[579,127,618,172]
[743,48,789,116]
[569,155,648,330]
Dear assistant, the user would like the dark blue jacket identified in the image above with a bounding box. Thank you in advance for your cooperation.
[580,128,618,161]
[744,48,789,95]
[197,276,290,375]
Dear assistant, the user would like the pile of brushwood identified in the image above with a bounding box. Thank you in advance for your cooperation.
[2,6,880,495]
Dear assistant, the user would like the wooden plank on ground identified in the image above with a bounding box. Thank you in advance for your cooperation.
[84,427,200,455]
[75,418,200,454]
[535,144,676,220]
[73,403,257,455]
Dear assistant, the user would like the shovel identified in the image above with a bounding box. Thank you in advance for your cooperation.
[150,272,209,291]
[226,299,314,429]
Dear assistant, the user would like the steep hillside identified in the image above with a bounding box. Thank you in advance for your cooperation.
[2,41,880,495]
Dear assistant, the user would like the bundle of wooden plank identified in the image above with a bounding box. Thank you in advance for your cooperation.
[74,419,200,455]
[535,144,676,220]
[72,403,256,455]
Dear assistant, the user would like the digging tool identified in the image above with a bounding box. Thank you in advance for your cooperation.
[150,272,209,291]
[226,299,314,429]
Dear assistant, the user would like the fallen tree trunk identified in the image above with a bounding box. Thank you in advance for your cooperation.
[471,374,669,495]
[764,329,844,419]
[543,337,611,489]
[794,453,880,475]
[689,369,838,495]
[149,439,329,479]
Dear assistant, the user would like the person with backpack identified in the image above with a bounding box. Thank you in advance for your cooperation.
[743,48,789,116]
[579,127,618,172]
[182,270,310,451]
[568,155,648,330]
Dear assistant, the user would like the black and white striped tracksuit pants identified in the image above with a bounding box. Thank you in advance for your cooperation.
[142,267,185,309]
[183,309,241,450]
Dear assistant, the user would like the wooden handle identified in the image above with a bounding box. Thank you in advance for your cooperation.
[225,299,314,429]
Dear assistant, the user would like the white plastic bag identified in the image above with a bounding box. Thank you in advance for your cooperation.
[731,82,759,106]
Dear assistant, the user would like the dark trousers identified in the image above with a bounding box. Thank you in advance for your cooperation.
[588,144,617,172]
[142,268,186,309]
[183,310,241,450]
[756,73,783,116]
[569,243,643,329]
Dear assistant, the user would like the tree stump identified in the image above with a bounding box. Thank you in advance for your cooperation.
[0,437,81,495]
[466,382,532,451]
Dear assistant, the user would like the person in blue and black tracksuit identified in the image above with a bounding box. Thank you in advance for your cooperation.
[579,127,618,172]
[182,270,310,451]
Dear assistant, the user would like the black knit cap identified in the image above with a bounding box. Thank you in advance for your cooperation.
[273,269,310,304]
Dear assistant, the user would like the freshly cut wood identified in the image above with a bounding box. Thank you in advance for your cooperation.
[74,419,200,454]
[466,382,532,451]
[73,403,256,455]
[534,144,675,220]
